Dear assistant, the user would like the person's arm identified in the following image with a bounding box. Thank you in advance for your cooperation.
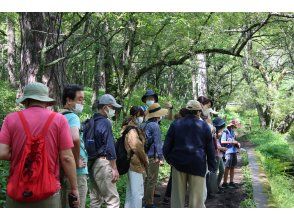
[101,120,119,182]
[204,125,216,172]
[0,144,10,160]
[0,117,11,161]
[163,122,175,164]
[60,149,80,207]
[164,102,173,120]
[70,127,80,168]
[152,123,164,160]
[126,129,148,170]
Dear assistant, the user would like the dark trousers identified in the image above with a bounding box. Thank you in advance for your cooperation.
[164,170,172,198]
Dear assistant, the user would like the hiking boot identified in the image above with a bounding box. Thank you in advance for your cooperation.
[221,183,229,188]
[228,182,238,189]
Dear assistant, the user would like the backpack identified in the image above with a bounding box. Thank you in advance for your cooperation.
[81,117,101,161]
[115,126,139,175]
[7,111,58,202]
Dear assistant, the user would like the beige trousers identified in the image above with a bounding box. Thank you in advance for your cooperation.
[89,158,120,208]
[171,167,207,208]
[61,174,88,208]
[144,158,159,205]
[6,191,61,208]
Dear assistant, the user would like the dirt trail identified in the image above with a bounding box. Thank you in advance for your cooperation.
[154,143,249,208]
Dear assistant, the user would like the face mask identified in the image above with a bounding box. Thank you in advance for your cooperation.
[146,100,155,107]
[136,117,144,125]
[74,103,84,114]
[106,106,116,118]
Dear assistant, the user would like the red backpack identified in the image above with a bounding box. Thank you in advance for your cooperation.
[7,111,59,202]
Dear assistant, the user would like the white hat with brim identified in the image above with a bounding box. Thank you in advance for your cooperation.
[145,103,168,120]
[16,82,55,106]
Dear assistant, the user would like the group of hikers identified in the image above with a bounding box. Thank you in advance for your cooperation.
[0,82,241,208]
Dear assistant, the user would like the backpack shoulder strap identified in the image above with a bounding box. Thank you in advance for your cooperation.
[18,111,32,139]
[41,112,57,136]
[61,111,73,116]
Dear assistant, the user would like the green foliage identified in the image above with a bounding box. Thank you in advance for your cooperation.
[0,81,18,124]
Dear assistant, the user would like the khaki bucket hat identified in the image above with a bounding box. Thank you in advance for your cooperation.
[16,82,55,106]
[145,103,168,120]
[186,100,203,111]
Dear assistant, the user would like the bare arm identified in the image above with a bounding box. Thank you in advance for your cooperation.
[70,127,80,168]
[0,143,11,160]
[59,149,80,207]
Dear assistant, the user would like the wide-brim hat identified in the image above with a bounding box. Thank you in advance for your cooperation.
[141,89,159,103]
[145,103,168,120]
[16,82,55,106]
[213,117,226,127]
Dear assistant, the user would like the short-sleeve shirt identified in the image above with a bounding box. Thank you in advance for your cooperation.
[63,112,88,175]
[0,107,74,190]
[221,128,237,154]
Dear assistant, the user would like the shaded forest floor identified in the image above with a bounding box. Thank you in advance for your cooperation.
[153,150,248,208]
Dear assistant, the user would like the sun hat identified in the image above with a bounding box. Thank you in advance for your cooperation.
[145,103,168,120]
[98,94,122,108]
[141,89,159,103]
[16,82,55,106]
[213,117,226,127]
[186,100,203,111]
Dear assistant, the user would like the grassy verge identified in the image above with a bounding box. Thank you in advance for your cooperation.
[239,151,256,208]
[247,129,294,208]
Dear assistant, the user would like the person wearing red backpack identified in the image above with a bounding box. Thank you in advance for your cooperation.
[0,82,79,208]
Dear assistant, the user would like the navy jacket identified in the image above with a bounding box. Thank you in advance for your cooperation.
[163,115,216,177]
[93,113,116,160]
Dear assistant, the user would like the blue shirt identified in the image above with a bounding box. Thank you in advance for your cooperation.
[93,113,116,160]
[221,128,237,154]
[141,119,163,160]
[163,115,216,176]
[63,112,88,175]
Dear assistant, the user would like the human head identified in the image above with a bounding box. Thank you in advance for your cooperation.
[62,84,84,113]
[16,82,55,108]
[97,94,122,119]
[141,89,159,106]
[213,117,226,137]
[197,96,213,109]
[145,103,168,121]
[185,100,203,117]
[130,106,145,125]
[227,119,241,130]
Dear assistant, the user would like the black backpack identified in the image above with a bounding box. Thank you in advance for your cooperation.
[115,126,139,175]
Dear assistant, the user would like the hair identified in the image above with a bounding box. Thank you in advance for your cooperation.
[97,103,106,110]
[62,84,84,106]
[197,96,213,107]
[130,106,144,117]
[186,109,201,116]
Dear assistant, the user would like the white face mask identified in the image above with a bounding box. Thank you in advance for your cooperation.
[146,100,155,107]
[106,106,116,118]
[74,103,84,114]
[136,117,144,125]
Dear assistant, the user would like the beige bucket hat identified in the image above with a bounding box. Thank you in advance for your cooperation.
[145,103,168,120]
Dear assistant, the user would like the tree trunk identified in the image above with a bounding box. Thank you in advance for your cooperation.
[192,67,197,99]
[197,53,208,97]
[276,112,294,133]
[19,12,46,95]
[6,17,17,87]
[42,13,66,107]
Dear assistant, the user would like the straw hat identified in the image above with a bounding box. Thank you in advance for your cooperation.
[16,82,55,106]
[145,103,168,120]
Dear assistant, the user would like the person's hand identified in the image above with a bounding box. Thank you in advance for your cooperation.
[159,159,164,166]
[70,189,80,208]
[111,168,120,183]
[78,158,87,168]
